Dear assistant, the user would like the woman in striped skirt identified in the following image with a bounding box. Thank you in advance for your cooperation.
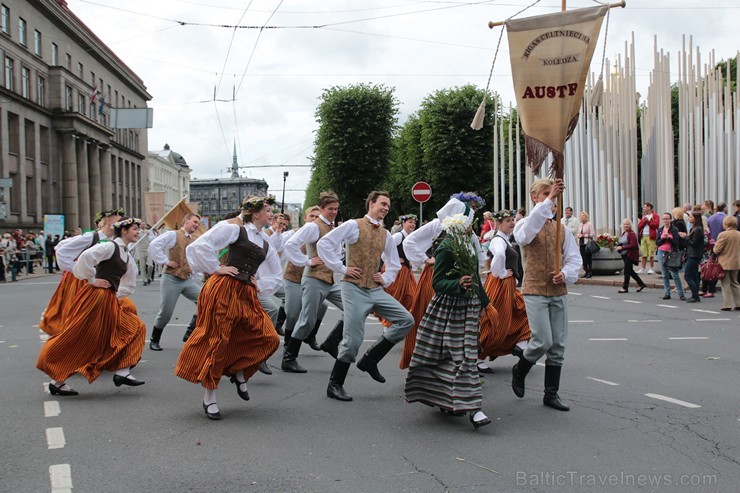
[478,210,531,363]
[37,217,147,396]
[378,214,418,329]
[405,209,492,429]
[175,195,282,420]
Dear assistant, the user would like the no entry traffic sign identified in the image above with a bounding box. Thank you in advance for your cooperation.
[411,181,432,203]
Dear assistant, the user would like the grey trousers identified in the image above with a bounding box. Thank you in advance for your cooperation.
[153,274,200,329]
[283,279,329,336]
[259,294,280,327]
[292,276,343,341]
[337,281,414,364]
[522,294,568,366]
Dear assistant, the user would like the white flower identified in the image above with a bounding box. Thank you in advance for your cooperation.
[441,213,472,234]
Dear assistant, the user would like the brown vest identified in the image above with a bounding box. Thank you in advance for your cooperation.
[343,217,387,289]
[522,219,568,297]
[224,219,269,285]
[284,243,306,284]
[163,229,193,279]
[304,218,336,285]
[95,242,128,292]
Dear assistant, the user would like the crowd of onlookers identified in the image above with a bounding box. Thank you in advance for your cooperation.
[0,229,72,282]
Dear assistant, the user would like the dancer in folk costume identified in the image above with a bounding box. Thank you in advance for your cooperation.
[400,193,486,369]
[260,212,289,338]
[318,191,414,402]
[511,179,582,411]
[37,217,147,396]
[175,195,282,420]
[147,212,202,350]
[404,211,492,429]
[376,214,418,328]
[478,210,531,366]
[39,208,124,337]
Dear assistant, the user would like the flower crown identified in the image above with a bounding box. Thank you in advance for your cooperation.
[492,209,516,222]
[400,214,418,222]
[94,208,126,225]
[450,192,486,210]
[241,194,276,212]
[112,217,143,230]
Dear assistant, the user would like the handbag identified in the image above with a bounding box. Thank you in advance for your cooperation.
[664,250,685,271]
[700,254,725,281]
[585,239,600,255]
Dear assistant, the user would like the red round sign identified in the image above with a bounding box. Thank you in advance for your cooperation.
[411,181,432,203]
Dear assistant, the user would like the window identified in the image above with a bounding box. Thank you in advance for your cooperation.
[4,56,13,91]
[1,5,9,35]
[78,93,85,114]
[65,85,72,110]
[7,112,19,155]
[37,76,45,105]
[34,30,41,55]
[18,17,26,46]
[77,62,83,78]
[51,42,57,65]
[20,66,29,98]
[90,71,94,85]
[65,53,71,70]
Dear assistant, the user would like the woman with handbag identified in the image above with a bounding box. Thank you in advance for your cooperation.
[681,212,705,303]
[656,213,686,300]
[615,219,646,293]
[712,215,740,311]
[576,212,596,278]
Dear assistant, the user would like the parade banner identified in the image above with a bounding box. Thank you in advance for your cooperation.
[160,197,207,237]
[43,214,65,239]
[143,191,166,227]
[506,5,607,173]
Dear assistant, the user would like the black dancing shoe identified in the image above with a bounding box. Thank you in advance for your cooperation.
[49,382,78,396]
[203,402,222,420]
[476,363,495,374]
[113,374,145,387]
[149,340,162,351]
[229,375,250,401]
[326,382,353,401]
[258,361,273,375]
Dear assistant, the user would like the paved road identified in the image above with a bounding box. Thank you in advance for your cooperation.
[1,275,738,492]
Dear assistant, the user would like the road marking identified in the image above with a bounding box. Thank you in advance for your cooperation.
[655,304,676,308]
[570,292,583,296]
[0,340,5,343]
[570,320,594,323]
[9,345,17,348]
[33,324,40,327]
[327,306,339,310]
[165,324,188,326]
[669,337,709,340]
[623,300,642,304]
[695,318,730,322]
[49,464,73,492]
[691,309,720,314]
[46,427,66,449]
[535,362,545,367]
[44,401,61,417]
[586,377,620,386]
[628,320,661,323]
[645,393,701,409]
[591,295,610,300]
[43,382,50,394]
[589,338,628,341]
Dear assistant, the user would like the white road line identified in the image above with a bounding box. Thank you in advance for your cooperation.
[591,295,611,300]
[589,338,628,341]
[645,393,701,409]
[44,401,61,417]
[0,340,5,343]
[165,324,188,326]
[46,427,66,449]
[43,382,50,394]
[49,464,73,492]
[628,320,662,323]
[669,337,709,340]
[586,377,620,386]
[655,304,676,308]
[327,306,338,310]
[570,320,594,323]
[33,324,40,327]
[570,292,582,296]
[8,345,17,348]
[691,309,720,314]
[623,300,642,304]
[695,318,730,322]
[535,362,546,367]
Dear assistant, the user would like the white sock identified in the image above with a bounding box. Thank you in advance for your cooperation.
[51,380,73,391]
[471,411,488,422]
[235,371,248,392]
[115,367,130,378]
[204,388,218,405]
[476,360,490,369]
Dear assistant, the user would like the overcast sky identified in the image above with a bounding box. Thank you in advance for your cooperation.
[67,0,740,205]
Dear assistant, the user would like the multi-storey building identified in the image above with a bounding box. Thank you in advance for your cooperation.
[146,143,190,211]
[0,0,151,232]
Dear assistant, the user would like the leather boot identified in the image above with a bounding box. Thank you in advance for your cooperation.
[275,306,287,333]
[319,320,344,359]
[511,353,534,398]
[327,360,352,401]
[357,337,395,383]
[283,329,292,348]
[182,314,197,342]
[305,318,322,351]
[543,364,570,411]
[149,326,164,351]
[281,337,306,373]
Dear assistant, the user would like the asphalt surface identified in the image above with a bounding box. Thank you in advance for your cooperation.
[1,273,738,492]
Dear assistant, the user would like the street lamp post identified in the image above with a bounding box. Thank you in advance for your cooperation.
[281,171,289,214]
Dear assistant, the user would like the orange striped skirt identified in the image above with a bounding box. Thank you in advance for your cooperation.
[36,286,146,383]
[377,265,417,328]
[175,275,280,389]
[39,272,87,337]
[478,275,531,359]
[399,263,435,369]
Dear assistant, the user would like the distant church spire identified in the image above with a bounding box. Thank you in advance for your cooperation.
[231,141,239,178]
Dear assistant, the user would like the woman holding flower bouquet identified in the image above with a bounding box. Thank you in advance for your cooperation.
[404,209,492,429]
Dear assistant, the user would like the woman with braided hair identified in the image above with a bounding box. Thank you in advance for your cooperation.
[37,217,147,396]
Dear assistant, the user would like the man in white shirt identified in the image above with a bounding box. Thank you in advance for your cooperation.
[561,207,579,237]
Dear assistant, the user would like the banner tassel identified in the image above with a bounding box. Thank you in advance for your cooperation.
[590,75,604,107]
[470,98,487,130]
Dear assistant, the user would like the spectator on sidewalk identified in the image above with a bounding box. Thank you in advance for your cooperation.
[656,212,685,301]
[576,211,595,278]
[615,219,646,293]
[703,202,728,298]
[637,202,660,274]
[561,207,579,237]
[682,212,704,303]
[713,215,740,311]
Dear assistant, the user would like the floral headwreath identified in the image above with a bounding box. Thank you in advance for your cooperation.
[492,209,516,222]
[241,194,276,212]
[94,208,126,225]
[399,214,418,223]
[112,217,143,230]
[450,192,486,210]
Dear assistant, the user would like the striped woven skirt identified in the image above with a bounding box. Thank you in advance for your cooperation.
[478,275,531,359]
[36,286,146,383]
[175,275,280,390]
[39,272,87,337]
[404,293,482,413]
[399,263,434,369]
[377,265,417,328]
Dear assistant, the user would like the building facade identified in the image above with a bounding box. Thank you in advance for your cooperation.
[0,0,151,232]
[147,143,190,210]
[189,177,269,222]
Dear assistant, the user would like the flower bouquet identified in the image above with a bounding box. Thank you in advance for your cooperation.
[440,213,479,297]
[595,233,618,251]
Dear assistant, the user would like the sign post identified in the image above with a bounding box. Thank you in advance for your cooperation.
[411,181,432,221]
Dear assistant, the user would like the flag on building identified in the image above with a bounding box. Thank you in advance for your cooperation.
[90,85,99,107]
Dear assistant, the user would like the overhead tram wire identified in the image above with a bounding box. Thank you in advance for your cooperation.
[234,0,285,97]
[215,0,254,96]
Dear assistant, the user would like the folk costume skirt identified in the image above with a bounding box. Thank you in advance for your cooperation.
[175,275,280,390]
[478,275,531,359]
[39,272,87,337]
[404,293,482,413]
[400,264,434,369]
[37,285,146,383]
[377,265,417,328]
